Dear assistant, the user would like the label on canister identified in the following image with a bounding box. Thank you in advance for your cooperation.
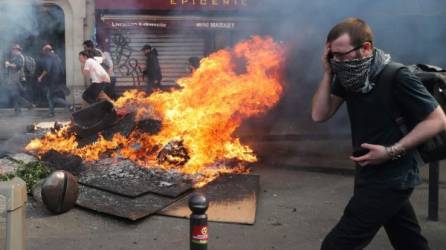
[192,225,208,244]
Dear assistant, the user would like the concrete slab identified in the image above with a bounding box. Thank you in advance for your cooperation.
[78,158,193,197]
[76,184,181,221]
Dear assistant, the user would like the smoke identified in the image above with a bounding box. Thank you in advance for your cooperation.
[0,2,66,114]
[0,2,39,48]
[0,1,39,108]
[0,1,40,62]
[241,0,446,135]
[125,0,445,137]
[0,1,68,145]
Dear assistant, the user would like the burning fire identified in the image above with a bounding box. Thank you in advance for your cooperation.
[26,36,286,186]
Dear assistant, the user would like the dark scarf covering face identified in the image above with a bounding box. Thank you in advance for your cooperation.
[330,48,391,94]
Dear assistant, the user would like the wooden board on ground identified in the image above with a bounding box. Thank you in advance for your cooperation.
[158,174,259,225]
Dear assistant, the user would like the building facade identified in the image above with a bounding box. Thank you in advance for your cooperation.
[1,0,259,103]
[95,0,259,92]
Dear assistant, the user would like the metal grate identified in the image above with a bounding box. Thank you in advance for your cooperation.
[110,29,205,88]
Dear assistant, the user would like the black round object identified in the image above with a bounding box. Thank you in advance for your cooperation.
[41,170,79,214]
[188,194,209,215]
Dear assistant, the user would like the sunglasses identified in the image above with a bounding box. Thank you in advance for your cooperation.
[329,44,364,60]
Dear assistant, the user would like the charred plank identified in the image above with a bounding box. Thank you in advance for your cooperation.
[41,150,85,176]
[137,119,162,134]
[71,101,118,138]
[76,113,137,148]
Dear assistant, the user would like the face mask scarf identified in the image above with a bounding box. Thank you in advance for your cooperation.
[331,56,374,94]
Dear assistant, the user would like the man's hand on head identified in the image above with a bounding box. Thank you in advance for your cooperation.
[321,43,333,76]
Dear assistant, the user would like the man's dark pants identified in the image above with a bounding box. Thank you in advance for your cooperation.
[82,82,114,104]
[146,78,160,94]
[6,81,33,113]
[321,182,430,250]
[44,86,71,115]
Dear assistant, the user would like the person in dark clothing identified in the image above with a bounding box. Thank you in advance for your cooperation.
[97,43,117,100]
[4,44,34,114]
[37,44,72,117]
[312,17,446,250]
[141,44,162,93]
[187,56,200,74]
[83,40,103,58]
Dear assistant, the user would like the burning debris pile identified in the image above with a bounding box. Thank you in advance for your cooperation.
[25,36,286,188]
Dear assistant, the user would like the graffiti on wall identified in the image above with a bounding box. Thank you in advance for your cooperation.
[110,32,144,86]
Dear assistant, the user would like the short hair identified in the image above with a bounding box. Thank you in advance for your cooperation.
[42,43,52,52]
[79,50,93,58]
[327,17,374,47]
[83,40,95,49]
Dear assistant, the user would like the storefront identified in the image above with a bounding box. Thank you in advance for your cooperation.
[95,0,259,90]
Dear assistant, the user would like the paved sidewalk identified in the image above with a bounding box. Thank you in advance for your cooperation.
[24,165,446,250]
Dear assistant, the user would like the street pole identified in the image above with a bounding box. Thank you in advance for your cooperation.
[189,194,209,250]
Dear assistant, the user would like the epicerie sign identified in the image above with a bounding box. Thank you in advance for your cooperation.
[169,0,248,7]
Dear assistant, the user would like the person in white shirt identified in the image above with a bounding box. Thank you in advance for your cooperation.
[78,50,113,106]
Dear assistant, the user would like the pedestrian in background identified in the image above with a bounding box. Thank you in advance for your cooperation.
[97,42,117,99]
[83,40,103,59]
[78,50,113,107]
[141,44,162,93]
[187,56,200,74]
[4,44,34,114]
[37,44,72,117]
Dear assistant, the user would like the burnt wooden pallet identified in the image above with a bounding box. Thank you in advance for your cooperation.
[77,113,137,148]
[78,158,193,198]
[71,101,118,138]
[158,174,259,224]
[76,184,182,221]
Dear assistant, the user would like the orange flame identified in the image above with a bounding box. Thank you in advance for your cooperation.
[26,36,286,186]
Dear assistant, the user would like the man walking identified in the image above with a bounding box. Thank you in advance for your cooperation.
[312,17,446,250]
[4,44,34,114]
[37,44,72,117]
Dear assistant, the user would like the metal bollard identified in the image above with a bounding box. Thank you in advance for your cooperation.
[189,194,209,250]
[0,177,27,250]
